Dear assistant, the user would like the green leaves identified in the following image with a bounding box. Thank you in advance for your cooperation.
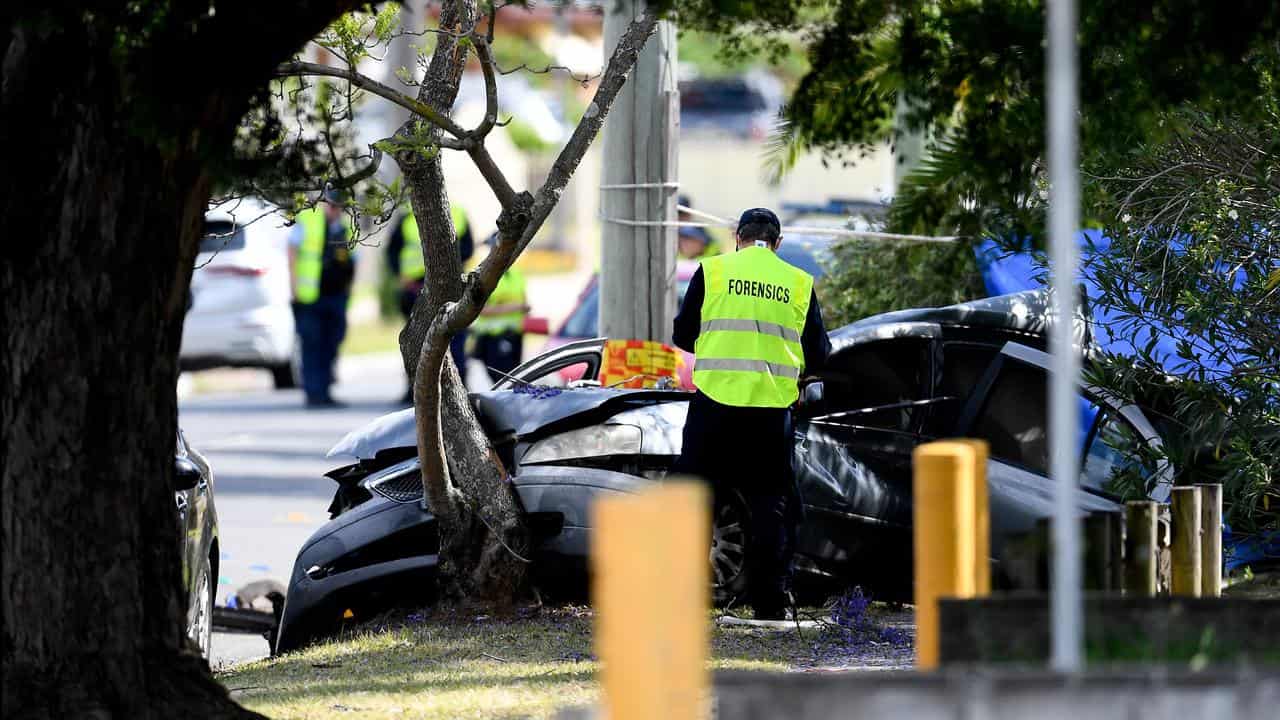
[1086,107,1280,534]
[316,5,403,67]
[816,233,987,326]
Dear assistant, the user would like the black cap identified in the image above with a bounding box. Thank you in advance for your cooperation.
[738,207,780,233]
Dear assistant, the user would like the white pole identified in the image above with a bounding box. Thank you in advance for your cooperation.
[1047,0,1083,671]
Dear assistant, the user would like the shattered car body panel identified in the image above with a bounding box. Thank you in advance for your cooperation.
[275,290,1170,653]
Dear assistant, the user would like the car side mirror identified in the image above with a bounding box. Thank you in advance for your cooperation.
[523,316,550,335]
[174,457,202,491]
[799,380,825,414]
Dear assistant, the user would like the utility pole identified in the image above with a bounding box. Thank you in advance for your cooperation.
[599,0,678,342]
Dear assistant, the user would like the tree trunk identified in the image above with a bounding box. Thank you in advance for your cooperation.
[0,17,264,720]
[395,2,659,608]
[396,0,532,608]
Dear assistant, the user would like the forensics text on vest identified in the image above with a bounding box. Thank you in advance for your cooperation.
[727,278,791,304]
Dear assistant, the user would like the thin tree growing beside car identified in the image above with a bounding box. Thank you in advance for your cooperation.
[275,1,660,606]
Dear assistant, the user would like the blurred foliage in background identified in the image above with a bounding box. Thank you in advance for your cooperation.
[680,0,1280,535]
[816,238,983,326]
[678,28,809,82]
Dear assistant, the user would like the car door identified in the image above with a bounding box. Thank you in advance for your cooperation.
[792,331,937,578]
[493,338,605,389]
[174,431,198,591]
[953,342,1169,558]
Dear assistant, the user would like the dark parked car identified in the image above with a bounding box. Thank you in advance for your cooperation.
[679,72,783,140]
[175,430,220,658]
[274,291,1169,653]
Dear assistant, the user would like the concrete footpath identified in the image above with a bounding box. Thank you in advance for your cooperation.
[717,669,1279,719]
[562,669,1280,719]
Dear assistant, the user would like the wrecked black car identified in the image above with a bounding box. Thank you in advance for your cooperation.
[275,291,1171,653]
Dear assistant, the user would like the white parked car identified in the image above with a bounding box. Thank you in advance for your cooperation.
[181,199,298,388]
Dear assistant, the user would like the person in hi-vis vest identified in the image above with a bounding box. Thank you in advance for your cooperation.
[386,204,473,404]
[671,207,830,620]
[472,232,529,384]
[289,191,355,408]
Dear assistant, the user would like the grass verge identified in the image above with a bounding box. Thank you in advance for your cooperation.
[218,604,912,720]
[342,319,404,357]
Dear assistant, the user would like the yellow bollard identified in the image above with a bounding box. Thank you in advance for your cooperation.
[592,481,710,720]
[913,441,980,670]
[954,439,991,595]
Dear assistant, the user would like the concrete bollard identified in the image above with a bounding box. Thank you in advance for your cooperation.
[1170,486,1202,597]
[912,440,987,670]
[1197,483,1223,598]
[1125,501,1158,597]
[592,481,710,720]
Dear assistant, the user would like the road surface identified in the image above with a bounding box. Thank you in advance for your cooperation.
[179,353,405,668]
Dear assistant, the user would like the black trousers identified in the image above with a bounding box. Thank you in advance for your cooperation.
[473,331,523,383]
[673,392,798,615]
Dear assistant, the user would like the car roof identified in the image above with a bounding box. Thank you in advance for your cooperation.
[840,290,1053,335]
[828,290,1071,356]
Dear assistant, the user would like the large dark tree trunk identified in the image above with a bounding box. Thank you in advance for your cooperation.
[0,40,253,720]
[1,3,352,716]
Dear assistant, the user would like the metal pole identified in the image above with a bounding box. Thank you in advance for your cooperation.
[1047,0,1082,672]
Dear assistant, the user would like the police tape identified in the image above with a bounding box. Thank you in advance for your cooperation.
[599,202,961,244]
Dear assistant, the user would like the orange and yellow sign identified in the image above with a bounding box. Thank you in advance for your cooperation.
[598,339,685,389]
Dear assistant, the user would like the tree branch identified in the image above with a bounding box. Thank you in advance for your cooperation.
[471,33,500,140]
[467,143,518,208]
[441,11,660,335]
[328,146,383,188]
[275,60,470,141]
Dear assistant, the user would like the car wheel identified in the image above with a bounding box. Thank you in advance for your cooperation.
[187,556,214,659]
[270,343,301,389]
[711,491,750,606]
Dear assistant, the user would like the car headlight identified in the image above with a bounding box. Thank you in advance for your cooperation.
[360,458,424,504]
[522,424,642,465]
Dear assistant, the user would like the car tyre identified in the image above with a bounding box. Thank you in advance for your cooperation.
[711,490,750,606]
[188,556,214,659]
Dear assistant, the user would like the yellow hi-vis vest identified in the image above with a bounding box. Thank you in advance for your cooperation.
[294,207,326,305]
[473,268,528,336]
[294,207,354,304]
[693,245,813,408]
[399,205,469,282]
